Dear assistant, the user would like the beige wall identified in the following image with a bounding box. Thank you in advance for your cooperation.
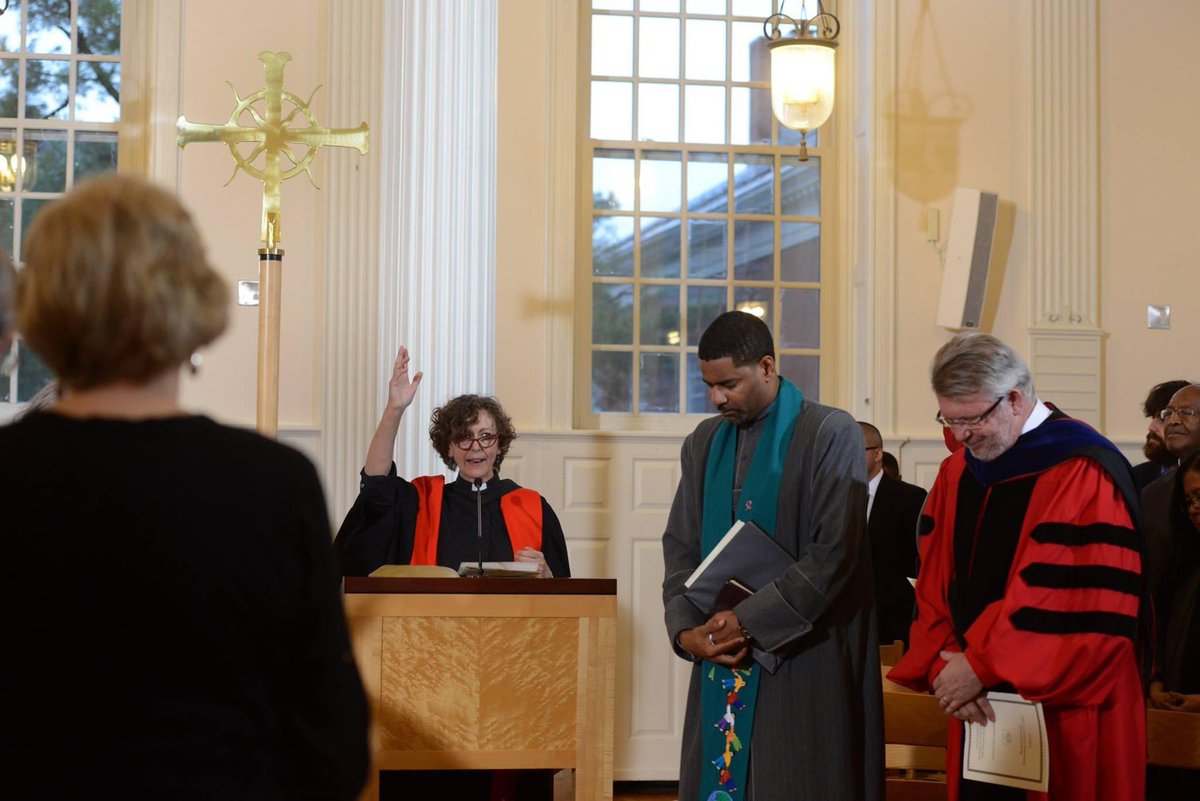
[1100,0,1200,441]
[173,0,327,432]
[890,0,1031,435]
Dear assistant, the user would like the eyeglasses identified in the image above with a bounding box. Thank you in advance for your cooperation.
[453,432,498,451]
[0,344,17,379]
[1182,494,1200,513]
[865,445,881,451]
[936,395,1005,429]
[1157,406,1200,423]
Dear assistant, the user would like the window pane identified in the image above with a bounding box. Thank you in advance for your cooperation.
[685,353,709,413]
[641,216,681,278]
[592,15,633,77]
[731,86,772,145]
[687,285,725,346]
[640,352,680,413]
[733,286,771,330]
[20,197,51,249]
[0,58,16,115]
[593,283,634,344]
[731,0,772,16]
[74,129,118,181]
[592,351,633,412]
[639,17,679,80]
[638,83,678,142]
[685,20,725,81]
[640,285,681,346]
[593,215,635,277]
[781,156,820,216]
[639,150,681,212]
[779,122,818,148]
[687,219,726,279]
[733,153,773,213]
[75,61,120,122]
[780,222,820,282]
[27,0,71,54]
[0,5,19,53]
[27,128,65,192]
[684,85,725,144]
[780,288,820,348]
[641,0,679,10]
[593,0,634,9]
[591,81,632,140]
[780,353,819,399]
[0,197,13,254]
[687,0,726,13]
[25,58,69,119]
[730,23,768,83]
[734,220,773,280]
[15,340,53,402]
[686,152,727,213]
[593,149,635,211]
[78,0,123,56]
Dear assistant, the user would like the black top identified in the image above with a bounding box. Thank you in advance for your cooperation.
[334,465,571,579]
[867,473,927,646]
[0,412,368,800]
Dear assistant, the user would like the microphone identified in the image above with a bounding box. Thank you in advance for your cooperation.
[473,476,486,577]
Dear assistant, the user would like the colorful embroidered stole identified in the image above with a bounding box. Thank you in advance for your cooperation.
[697,378,803,801]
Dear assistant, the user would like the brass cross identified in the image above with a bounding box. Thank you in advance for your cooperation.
[176,50,369,249]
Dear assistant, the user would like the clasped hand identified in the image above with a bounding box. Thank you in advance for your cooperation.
[932,650,996,726]
[678,610,749,667]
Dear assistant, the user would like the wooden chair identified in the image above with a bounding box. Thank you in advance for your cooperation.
[882,675,949,801]
[1147,707,1200,769]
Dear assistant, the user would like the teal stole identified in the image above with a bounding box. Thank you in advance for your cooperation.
[697,378,803,801]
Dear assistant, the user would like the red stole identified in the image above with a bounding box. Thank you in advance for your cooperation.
[409,476,543,566]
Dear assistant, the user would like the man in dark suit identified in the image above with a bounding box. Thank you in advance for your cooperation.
[1132,379,1192,489]
[859,421,927,647]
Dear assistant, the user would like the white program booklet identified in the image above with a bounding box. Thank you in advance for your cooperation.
[962,692,1049,792]
[457,561,539,578]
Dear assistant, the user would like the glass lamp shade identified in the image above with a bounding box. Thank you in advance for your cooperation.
[768,39,837,132]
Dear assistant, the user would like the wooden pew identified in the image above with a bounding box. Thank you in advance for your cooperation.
[880,639,906,667]
[882,676,948,801]
[882,672,1200,800]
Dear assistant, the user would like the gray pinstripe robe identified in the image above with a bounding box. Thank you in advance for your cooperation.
[663,399,884,800]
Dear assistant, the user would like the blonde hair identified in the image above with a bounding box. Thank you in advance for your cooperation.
[16,175,228,389]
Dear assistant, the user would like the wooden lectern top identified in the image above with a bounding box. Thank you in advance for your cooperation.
[343,576,616,596]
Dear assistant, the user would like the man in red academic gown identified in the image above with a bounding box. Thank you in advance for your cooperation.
[889,332,1148,801]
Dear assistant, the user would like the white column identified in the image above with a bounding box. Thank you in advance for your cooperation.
[378,0,498,479]
[321,0,389,518]
[1028,0,1102,428]
[322,0,497,514]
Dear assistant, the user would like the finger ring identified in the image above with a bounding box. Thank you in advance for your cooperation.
[707,633,715,645]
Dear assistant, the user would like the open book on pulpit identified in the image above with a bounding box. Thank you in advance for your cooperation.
[457,561,540,578]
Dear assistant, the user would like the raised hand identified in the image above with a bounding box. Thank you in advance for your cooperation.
[386,346,423,413]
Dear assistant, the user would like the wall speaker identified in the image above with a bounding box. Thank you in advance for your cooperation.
[936,187,999,330]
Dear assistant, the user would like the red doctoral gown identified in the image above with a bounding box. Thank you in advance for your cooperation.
[888,414,1146,801]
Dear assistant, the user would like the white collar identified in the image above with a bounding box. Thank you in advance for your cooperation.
[867,470,883,496]
[1021,398,1052,434]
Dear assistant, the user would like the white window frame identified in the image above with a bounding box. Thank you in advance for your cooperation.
[574,0,841,432]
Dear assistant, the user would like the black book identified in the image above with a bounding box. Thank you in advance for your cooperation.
[683,519,794,672]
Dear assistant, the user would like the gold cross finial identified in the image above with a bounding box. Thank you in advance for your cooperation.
[176,51,369,249]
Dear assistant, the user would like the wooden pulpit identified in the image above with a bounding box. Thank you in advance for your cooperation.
[343,577,617,800]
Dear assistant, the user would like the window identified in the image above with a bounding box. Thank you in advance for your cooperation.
[0,0,121,406]
[583,0,830,424]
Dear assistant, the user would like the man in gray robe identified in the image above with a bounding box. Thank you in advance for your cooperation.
[662,311,883,801]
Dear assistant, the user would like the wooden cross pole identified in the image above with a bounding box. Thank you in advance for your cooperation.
[177,50,369,437]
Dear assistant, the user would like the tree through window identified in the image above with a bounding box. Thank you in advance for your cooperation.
[0,0,121,404]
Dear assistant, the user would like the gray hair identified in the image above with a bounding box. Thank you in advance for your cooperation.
[931,332,1034,399]
[0,250,14,339]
